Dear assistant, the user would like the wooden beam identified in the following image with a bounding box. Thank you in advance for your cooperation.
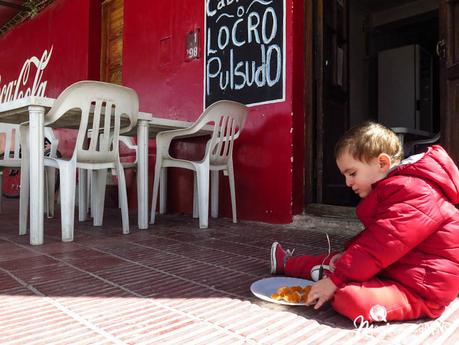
[0,1,27,11]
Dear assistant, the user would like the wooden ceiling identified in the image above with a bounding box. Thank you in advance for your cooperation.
[0,1,27,27]
[0,1,55,36]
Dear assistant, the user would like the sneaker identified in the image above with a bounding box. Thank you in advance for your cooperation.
[270,242,294,274]
[310,264,332,282]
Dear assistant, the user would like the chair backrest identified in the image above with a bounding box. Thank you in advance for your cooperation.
[45,81,139,164]
[405,132,441,156]
[0,123,21,165]
[195,100,248,166]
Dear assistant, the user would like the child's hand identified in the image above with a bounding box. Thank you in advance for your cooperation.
[305,277,337,309]
[329,252,343,272]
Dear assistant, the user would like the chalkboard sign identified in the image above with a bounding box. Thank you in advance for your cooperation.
[205,0,285,107]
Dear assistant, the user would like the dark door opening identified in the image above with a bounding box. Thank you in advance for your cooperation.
[310,0,441,207]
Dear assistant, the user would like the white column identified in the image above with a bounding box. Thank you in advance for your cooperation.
[137,119,149,229]
[28,105,45,245]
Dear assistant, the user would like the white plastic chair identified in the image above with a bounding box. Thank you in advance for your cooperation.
[83,135,138,221]
[150,100,248,228]
[0,123,58,217]
[0,123,21,213]
[114,136,138,206]
[43,80,139,241]
[43,127,60,219]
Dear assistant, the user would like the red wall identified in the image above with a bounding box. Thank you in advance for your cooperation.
[0,0,95,98]
[0,0,100,159]
[0,0,305,224]
[123,0,304,223]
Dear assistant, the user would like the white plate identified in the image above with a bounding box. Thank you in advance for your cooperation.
[250,277,314,306]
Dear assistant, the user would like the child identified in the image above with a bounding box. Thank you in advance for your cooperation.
[271,122,459,323]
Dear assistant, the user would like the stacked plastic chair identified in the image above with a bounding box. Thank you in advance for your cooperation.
[150,100,248,228]
[43,80,138,241]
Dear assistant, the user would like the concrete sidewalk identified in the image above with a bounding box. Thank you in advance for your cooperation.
[0,199,458,344]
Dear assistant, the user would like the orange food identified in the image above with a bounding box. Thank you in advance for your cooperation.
[277,287,290,295]
[302,285,312,302]
[290,286,303,293]
[271,293,282,300]
[284,291,302,303]
[271,285,311,304]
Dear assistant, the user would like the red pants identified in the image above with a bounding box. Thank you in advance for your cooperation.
[285,253,444,323]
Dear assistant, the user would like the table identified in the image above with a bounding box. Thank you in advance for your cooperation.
[0,96,205,245]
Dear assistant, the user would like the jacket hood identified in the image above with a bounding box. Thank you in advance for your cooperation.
[388,145,459,204]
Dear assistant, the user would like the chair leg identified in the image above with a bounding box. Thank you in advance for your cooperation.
[210,170,219,219]
[18,125,29,235]
[91,170,99,223]
[19,169,29,235]
[59,162,76,242]
[78,168,88,221]
[116,164,130,234]
[192,174,198,218]
[45,167,56,218]
[150,161,162,224]
[88,169,93,217]
[92,169,107,226]
[196,165,210,229]
[0,172,3,213]
[114,169,123,209]
[159,166,167,214]
[227,162,237,223]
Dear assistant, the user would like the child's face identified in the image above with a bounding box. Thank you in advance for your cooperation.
[336,151,390,198]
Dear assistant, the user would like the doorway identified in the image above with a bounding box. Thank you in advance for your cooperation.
[100,0,124,84]
[308,0,441,207]
[349,1,439,133]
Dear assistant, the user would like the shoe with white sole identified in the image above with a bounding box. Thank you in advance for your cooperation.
[270,242,294,274]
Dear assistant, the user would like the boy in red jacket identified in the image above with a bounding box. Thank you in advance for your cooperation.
[271,122,459,322]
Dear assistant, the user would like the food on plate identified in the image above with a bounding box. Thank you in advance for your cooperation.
[271,285,312,303]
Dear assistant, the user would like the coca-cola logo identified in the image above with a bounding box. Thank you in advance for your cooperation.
[0,46,53,103]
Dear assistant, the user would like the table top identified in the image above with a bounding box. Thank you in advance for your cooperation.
[0,97,54,122]
[0,96,211,136]
[0,96,151,122]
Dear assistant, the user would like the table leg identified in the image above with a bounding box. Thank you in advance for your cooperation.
[19,126,29,235]
[28,105,45,245]
[137,119,149,229]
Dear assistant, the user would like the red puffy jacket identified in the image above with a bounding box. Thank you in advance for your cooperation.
[330,145,459,307]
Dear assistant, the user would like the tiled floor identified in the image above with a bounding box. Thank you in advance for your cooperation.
[0,199,458,344]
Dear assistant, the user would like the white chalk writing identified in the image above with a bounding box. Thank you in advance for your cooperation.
[205,0,284,106]
[207,5,280,93]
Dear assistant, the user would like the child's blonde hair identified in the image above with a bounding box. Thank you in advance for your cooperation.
[335,121,403,163]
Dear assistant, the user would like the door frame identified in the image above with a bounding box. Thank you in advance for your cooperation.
[304,0,315,204]
[304,0,457,208]
[439,0,459,161]
[304,0,350,206]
